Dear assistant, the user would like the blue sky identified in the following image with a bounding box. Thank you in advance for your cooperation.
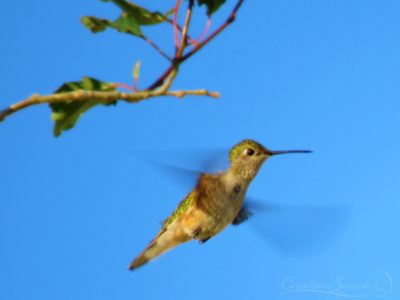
[1,0,399,299]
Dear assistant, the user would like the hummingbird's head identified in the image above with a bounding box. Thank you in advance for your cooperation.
[229,139,312,180]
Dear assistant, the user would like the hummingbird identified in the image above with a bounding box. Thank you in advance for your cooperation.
[129,139,311,270]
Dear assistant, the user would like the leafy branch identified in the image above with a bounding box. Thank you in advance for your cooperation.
[0,0,244,136]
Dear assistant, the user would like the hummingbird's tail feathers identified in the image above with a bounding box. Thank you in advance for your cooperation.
[129,237,160,270]
[129,229,190,270]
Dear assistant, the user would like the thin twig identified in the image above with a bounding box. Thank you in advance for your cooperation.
[166,90,219,98]
[163,17,195,45]
[145,64,175,91]
[176,0,194,58]
[192,18,212,46]
[173,0,182,49]
[156,67,179,93]
[142,36,172,62]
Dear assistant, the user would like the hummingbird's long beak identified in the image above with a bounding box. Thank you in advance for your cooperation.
[265,149,313,156]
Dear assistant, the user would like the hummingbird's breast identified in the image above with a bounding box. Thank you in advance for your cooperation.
[190,173,249,238]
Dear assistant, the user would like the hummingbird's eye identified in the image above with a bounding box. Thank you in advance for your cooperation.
[246,148,255,156]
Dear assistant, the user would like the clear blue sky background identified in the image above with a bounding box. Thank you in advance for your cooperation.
[1,1,399,299]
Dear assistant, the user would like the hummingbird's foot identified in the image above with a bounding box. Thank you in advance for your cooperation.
[232,206,253,226]
[192,228,211,243]
[199,237,211,244]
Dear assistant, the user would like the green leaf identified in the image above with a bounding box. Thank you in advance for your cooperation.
[113,13,143,36]
[81,16,109,33]
[50,77,116,137]
[197,0,227,16]
[81,0,173,37]
[81,14,143,37]
[104,0,173,25]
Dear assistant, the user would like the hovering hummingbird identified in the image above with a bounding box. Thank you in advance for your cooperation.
[129,139,311,270]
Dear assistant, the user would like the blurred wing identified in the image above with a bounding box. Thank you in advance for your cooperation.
[233,197,349,256]
[148,161,202,190]
[131,147,228,171]
[138,148,228,190]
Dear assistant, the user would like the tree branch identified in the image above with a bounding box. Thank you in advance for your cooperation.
[0,1,242,126]
[0,87,219,122]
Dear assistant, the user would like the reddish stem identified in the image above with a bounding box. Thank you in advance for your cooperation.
[142,36,172,62]
[191,18,212,46]
[113,82,136,92]
[173,0,182,49]
[164,17,195,45]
